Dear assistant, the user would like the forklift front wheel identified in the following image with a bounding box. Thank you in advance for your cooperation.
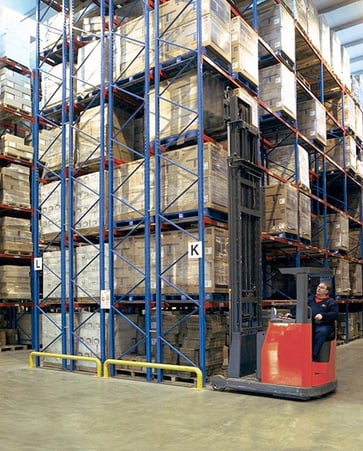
[210,375,227,391]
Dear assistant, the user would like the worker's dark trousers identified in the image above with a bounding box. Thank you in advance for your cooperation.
[313,324,334,358]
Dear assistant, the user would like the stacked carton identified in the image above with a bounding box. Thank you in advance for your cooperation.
[0,7,30,68]
[263,183,299,236]
[230,15,259,87]
[74,171,108,233]
[259,63,296,120]
[77,37,123,94]
[179,314,227,376]
[0,134,32,161]
[42,249,70,299]
[350,264,363,296]
[75,245,109,299]
[325,94,356,132]
[331,259,350,296]
[114,227,229,295]
[118,13,154,79]
[160,227,229,294]
[299,192,311,241]
[159,0,231,64]
[266,144,310,191]
[315,214,349,251]
[337,312,360,340]
[319,16,331,66]
[38,128,74,170]
[0,165,30,208]
[114,142,227,221]
[297,98,327,146]
[114,158,155,222]
[324,136,357,172]
[0,217,32,255]
[330,31,342,78]
[114,234,151,295]
[257,1,295,64]
[162,143,228,215]
[0,66,31,115]
[149,70,225,141]
[40,181,63,240]
[77,105,136,165]
[348,228,362,259]
[0,265,31,299]
[41,63,71,108]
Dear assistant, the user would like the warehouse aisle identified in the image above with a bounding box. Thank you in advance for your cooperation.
[0,340,362,451]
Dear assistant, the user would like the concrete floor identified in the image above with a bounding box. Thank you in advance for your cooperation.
[0,340,362,451]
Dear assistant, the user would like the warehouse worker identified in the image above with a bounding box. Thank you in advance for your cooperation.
[286,282,338,361]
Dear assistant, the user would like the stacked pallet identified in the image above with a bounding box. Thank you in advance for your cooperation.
[0,27,33,312]
[179,314,227,376]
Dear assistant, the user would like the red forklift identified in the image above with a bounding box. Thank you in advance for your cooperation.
[210,89,337,400]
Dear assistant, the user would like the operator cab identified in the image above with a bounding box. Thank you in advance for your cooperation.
[211,267,337,400]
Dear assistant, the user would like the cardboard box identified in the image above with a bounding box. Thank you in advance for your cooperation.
[297,98,327,145]
[266,144,310,191]
[263,183,298,235]
[259,63,296,119]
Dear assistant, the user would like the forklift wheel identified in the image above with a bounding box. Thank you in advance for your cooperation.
[210,375,227,391]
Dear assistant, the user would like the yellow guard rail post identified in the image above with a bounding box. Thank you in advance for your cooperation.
[29,351,102,377]
[104,359,203,390]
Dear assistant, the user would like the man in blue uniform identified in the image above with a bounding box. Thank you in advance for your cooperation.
[309,282,338,361]
[286,281,338,360]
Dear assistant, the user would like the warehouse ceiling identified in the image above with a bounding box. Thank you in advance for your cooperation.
[313,0,363,75]
[2,0,363,75]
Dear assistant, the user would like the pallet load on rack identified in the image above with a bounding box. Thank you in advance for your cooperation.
[159,0,232,66]
[77,105,137,165]
[263,183,299,237]
[297,97,327,146]
[0,10,30,69]
[149,69,226,141]
[324,136,357,173]
[39,181,63,241]
[259,62,296,121]
[265,144,310,191]
[0,164,30,208]
[0,217,32,255]
[337,311,362,342]
[114,226,229,296]
[330,259,351,297]
[0,265,31,300]
[312,213,349,253]
[0,134,33,161]
[38,128,75,171]
[246,0,295,66]
[230,14,259,88]
[179,314,227,377]
[350,264,363,297]
[114,141,228,221]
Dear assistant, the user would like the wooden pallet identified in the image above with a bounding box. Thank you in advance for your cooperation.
[0,344,29,352]
[0,148,33,162]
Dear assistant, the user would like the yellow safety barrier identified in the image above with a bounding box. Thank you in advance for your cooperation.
[29,351,102,378]
[104,359,203,390]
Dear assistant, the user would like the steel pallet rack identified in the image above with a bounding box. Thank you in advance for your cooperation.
[31,0,363,382]
[32,0,246,383]
[0,56,33,347]
[248,0,363,342]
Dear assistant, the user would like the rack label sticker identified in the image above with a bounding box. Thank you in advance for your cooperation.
[34,257,42,271]
[188,241,202,259]
[101,290,111,309]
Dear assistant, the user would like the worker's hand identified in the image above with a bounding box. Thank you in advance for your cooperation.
[284,313,293,318]
[314,313,323,321]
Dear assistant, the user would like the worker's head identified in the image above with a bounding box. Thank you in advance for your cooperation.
[316,282,330,297]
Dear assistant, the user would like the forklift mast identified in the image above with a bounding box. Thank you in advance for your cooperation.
[225,89,263,378]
